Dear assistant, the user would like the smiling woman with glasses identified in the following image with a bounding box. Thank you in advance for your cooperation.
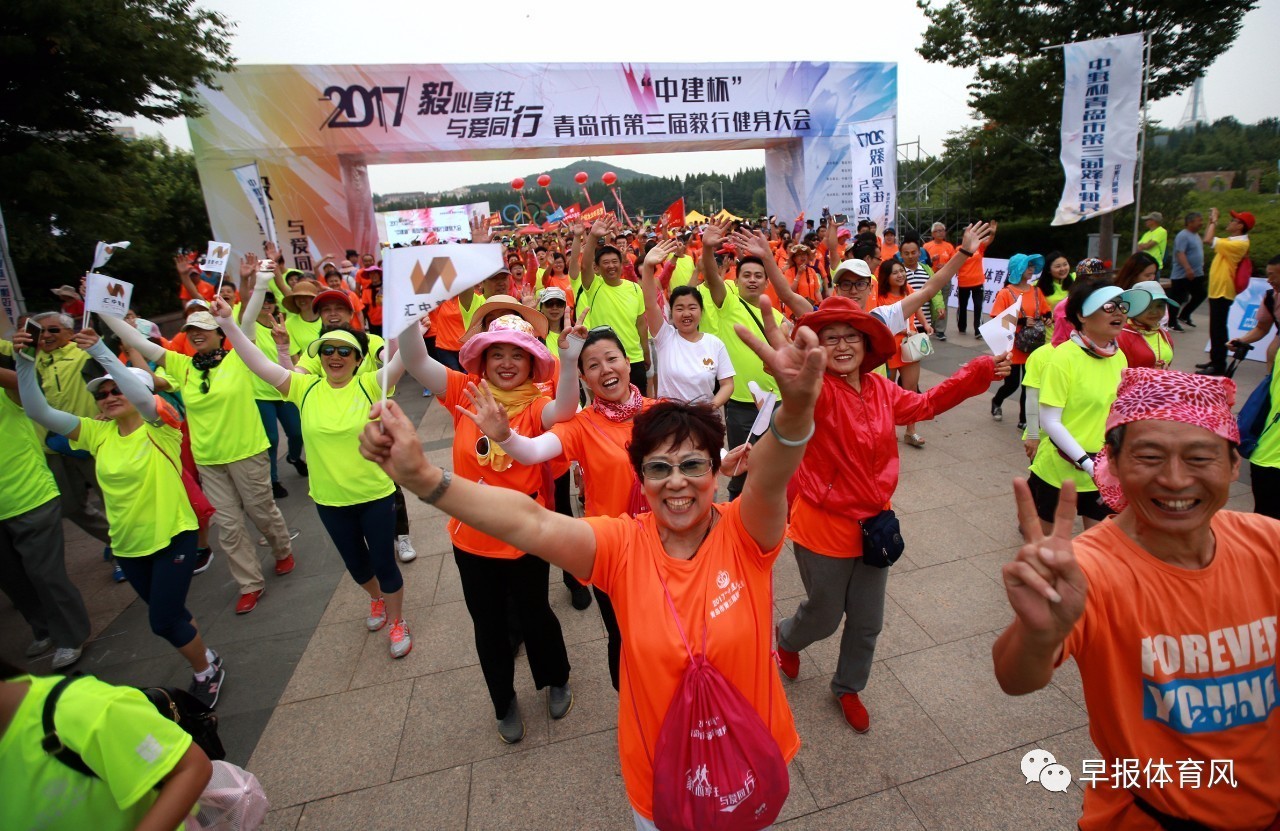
[358,309,825,831]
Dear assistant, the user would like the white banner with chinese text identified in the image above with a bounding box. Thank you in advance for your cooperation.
[849,118,897,232]
[1051,33,1143,226]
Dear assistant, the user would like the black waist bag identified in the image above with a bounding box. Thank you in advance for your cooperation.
[858,509,905,568]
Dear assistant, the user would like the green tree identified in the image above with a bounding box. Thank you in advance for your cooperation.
[0,0,234,313]
[915,0,1257,222]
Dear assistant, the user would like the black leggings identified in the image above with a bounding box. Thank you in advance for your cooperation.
[316,494,403,595]
[454,546,571,717]
[1251,463,1280,520]
[957,285,984,332]
[117,530,199,649]
[991,363,1027,423]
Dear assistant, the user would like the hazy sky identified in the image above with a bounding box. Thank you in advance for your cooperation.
[125,0,1280,196]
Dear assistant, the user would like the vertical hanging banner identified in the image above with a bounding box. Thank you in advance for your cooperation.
[1051,33,1143,226]
[230,162,279,245]
[849,117,897,231]
[0,204,25,325]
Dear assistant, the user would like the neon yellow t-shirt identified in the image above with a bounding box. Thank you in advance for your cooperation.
[545,330,561,360]
[296,333,386,376]
[248,322,285,402]
[581,278,646,362]
[1022,341,1054,390]
[163,350,269,466]
[0,393,59,520]
[285,372,395,506]
[698,282,784,403]
[1029,341,1126,491]
[71,417,198,557]
[284,313,323,357]
[1247,370,1280,469]
[0,674,192,831]
[669,255,696,289]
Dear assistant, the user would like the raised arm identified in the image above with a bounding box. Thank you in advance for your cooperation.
[730,298,824,550]
[174,255,207,305]
[376,345,406,390]
[76,331,157,422]
[541,328,586,428]
[396,317,448,396]
[212,298,293,396]
[992,479,1088,695]
[360,399,597,578]
[732,229,813,317]
[454,379,568,465]
[700,217,732,307]
[99,313,167,366]
[236,268,267,341]
[1202,208,1219,245]
[11,334,81,440]
[567,222,585,280]
[898,222,991,320]
[640,239,681,336]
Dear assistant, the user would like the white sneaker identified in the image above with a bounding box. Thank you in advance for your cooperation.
[51,647,83,670]
[25,637,53,658]
[395,535,417,563]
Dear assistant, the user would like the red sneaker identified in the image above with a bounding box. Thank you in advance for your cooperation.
[775,625,800,680]
[235,589,264,615]
[839,692,870,733]
[274,554,295,576]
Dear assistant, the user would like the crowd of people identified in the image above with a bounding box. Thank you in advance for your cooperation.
[1,201,1278,831]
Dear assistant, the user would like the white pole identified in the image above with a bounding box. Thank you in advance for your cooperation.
[1131,31,1153,254]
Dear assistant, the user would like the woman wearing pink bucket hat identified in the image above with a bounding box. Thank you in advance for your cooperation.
[399,311,587,743]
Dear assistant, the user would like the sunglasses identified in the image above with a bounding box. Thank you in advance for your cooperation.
[319,345,356,358]
[640,457,713,481]
[42,327,63,335]
[92,386,124,401]
[1096,300,1131,315]
[821,332,864,346]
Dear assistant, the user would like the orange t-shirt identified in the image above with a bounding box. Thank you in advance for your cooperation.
[789,495,866,557]
[361,283,384,326]
[1060,513,1280,831]
[430,298,468,352]
[551,402,653,518]
[956,241,988,289]
[179,280,216,304]
[784,266,821,305]
[880,242,899,262]
[922,240,955,271]
[586,501,800,820]
[989,286,1051,365]
[444,369,551,558]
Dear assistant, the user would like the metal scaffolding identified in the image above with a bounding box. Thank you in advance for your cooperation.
[894,138,974,236]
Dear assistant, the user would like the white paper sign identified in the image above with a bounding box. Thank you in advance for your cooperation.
[204,241,231,276]
[381,244,505,340]
[978,306,1019,357]
[83,272,133,319]
[746,381,778,438]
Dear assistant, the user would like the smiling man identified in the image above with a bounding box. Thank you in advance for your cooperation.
[993,369,1280,830]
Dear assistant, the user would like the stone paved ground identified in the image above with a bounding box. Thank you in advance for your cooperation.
[2,317,1263,830]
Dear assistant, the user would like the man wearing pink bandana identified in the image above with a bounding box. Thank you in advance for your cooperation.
[994,368,1280,831]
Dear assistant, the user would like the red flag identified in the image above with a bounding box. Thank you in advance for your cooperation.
[659,198,686,234]
[579,202,608,225]
[792,211,806,239]
[562,203,582,223]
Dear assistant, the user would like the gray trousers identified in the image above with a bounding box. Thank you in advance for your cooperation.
[778,543,889,696]
[0,498,90,649]
[45,453,111,545]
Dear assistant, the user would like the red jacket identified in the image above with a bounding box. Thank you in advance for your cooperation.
[1116,326,1172,369]
[793,357,997,518]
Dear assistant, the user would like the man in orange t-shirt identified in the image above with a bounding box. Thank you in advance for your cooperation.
[993,369,1280,831]
[954,221,996,337]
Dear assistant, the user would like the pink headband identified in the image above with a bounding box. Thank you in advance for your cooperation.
[1094,368,1239,510]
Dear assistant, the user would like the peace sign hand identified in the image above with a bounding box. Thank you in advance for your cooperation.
[457,380,513,442]
[1003,478,1089,644]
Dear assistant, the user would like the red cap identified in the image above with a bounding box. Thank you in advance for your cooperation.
[1230,210,1256,232]
[313,289,353,311]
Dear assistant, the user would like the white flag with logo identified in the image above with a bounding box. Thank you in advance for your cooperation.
[92,241,131,270]
[1052,33,1143,225]
[83,272,133,319]
[230,162,279,245]
[204,241,232,276]
[381,244,505,340]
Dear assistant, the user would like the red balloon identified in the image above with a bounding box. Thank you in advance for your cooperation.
[537,174,552,188]
[602,171,617,186]
[511,178,525,190]
[574,171,589,185]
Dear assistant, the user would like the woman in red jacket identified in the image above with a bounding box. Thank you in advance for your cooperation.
[774,297,1009,733]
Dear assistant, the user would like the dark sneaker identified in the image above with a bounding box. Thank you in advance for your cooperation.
[193,548,214,575]
[991,404,1003,422]
[189,664,226,709]
[287,456,309,477]
[111,561,127,583]
[935,332,947,342]
[498,697,525,744]
[548,683,573,720]
[272,481,289,499]
[1182,318,1197,328]
[25,637,53,658]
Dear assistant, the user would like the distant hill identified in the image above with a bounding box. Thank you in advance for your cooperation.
[455,159,654,198]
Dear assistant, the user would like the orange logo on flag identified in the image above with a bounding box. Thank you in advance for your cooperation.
[409,258,460,294]
[106,282,127,298]
[210,244,229,259]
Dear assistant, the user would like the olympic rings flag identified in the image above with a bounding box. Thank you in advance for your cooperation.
[1051,34,1143,226]
[186,62,896,265]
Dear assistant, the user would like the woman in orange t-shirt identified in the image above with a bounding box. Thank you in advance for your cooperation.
[988,253,1049,429]
[876,260,933,447]
[357,308,821,829]
[397,310,585,742]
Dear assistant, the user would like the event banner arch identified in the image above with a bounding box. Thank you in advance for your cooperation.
[188,62,896,268]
